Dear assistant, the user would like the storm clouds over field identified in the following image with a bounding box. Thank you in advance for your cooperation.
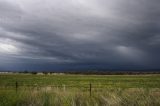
[0,0,160,71]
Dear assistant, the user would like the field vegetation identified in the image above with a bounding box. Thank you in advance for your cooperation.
[0,73,160,106]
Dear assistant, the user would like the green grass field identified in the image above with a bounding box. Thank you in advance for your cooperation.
[0,73,160,106]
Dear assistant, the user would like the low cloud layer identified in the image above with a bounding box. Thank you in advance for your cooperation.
[0,0,160,71]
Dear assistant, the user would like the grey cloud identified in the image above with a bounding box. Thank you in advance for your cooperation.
[0,0,160,70]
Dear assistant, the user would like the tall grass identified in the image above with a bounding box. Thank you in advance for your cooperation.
[0,87,160,106]
[0,74,160,106]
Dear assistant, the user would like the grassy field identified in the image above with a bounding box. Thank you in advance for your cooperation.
[0,73,160,106]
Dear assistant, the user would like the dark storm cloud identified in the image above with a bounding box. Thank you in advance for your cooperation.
[0,0,160,71]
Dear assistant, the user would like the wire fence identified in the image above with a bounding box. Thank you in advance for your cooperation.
[0,81,154,90]
[1,81,159,98]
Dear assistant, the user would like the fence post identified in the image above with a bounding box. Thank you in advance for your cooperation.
[89,83,92,97]
[16,81,18,93]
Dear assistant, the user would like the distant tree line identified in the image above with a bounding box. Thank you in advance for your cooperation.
[63,71,160,75]
[14,70,160,75]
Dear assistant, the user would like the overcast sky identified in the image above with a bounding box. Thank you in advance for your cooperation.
[0,0,160,71]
